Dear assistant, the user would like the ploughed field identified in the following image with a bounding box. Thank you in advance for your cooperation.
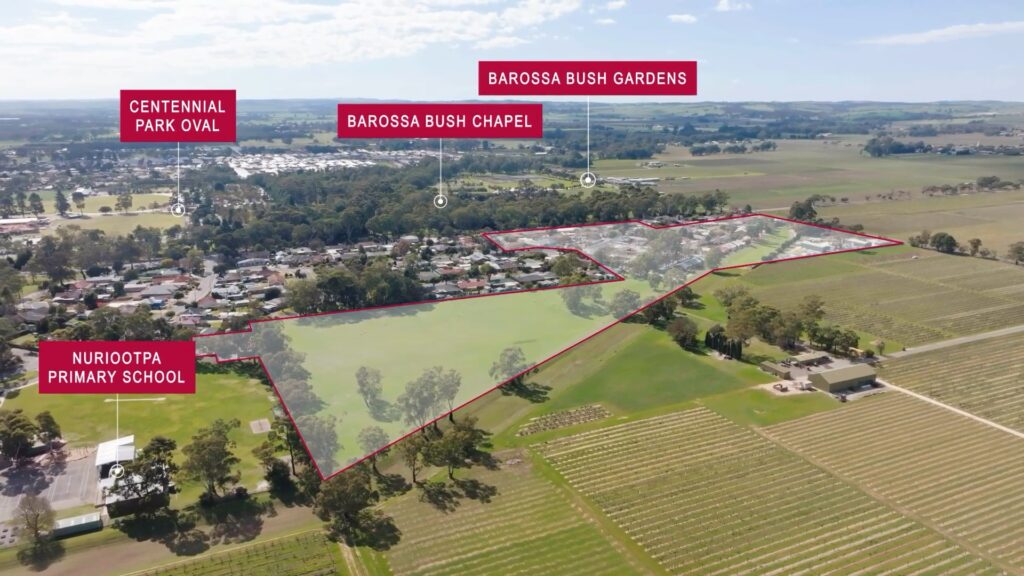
[765,393,1024,573]
[741,247,1024,348]
[880,331,1024,433]
[536,407,997,575]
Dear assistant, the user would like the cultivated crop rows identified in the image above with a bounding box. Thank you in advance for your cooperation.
[517,404,612,436]
[145,531,337,576]
[880,332,1024,432]
[749,251,1024,346]
[536,408,995,575]
[382,457,637,576]
[765,394,1024,573]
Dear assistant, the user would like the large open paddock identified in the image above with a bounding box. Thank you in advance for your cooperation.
[537,406,996,575]
[594,139,1024,209]
[765,393,1024,573]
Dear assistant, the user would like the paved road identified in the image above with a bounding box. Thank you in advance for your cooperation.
[185,272,217,305]
[886,323,1024,359]
[880,378,1024,441]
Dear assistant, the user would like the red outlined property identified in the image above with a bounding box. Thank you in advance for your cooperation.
[195,214,901,480]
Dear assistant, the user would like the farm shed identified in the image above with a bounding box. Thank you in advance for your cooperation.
[51,512,102,539]
[809,364,877,393]
[791,351,831,367]
[759,361,792,380]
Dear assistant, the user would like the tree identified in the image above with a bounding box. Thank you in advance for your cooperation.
[180,418,241,499]
[667,316,699,349]
[425,416,489,479]
[968,238,982,257]
[27,236,74,288]
[1009,241,1024,264]
[17,495,54,552]
[54,189,71,217]
[34,412,60,451]
[286,278,321,314]
[71,191,86,215]
[676,286,699,308]
[609,289,642,319]
[929,232,958,254]
[115,193,134,213]
[355,367,383,409]
[357,426,390,474]
[798,295,826,326]
[314,464,380,542]
[399,433,428,484]
[435,369,461,422]
[0,409,38,459]
[490,347,528,385]
[27,193,44,217]
[873,339,886,356]
[112,436,177,509]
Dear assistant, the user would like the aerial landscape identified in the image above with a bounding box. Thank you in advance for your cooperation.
[0,1,1022,575]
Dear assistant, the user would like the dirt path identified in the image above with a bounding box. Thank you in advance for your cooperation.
[885,324,1024,359]
[880,378,1024,441]
[338,542,368,576]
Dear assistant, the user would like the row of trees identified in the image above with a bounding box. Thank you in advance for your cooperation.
[907,229,995,258]
[0,408,61,459]
[287,262,423,315]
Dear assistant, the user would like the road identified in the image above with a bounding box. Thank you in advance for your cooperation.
[885,323,1024,358]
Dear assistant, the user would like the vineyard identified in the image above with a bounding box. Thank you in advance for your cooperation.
[381,453,640,576]
[743,249,1024,347]
[880,331,1024,432]
[537,407,996,575]
[765,393,1024,573]
[517,404,612,436]
[142,531,340,576]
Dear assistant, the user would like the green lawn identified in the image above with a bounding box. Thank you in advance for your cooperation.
[3,373,276,503]
[50,212,182,235]
[701,387,838,426]
[541,326,772,415]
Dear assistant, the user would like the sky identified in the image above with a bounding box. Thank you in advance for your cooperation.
[0,0,1022,101]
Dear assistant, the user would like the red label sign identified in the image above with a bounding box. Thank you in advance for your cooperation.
[120,89,236,142]
[479,61,697,96]
[337,103,543,138]
[39,341,196,395]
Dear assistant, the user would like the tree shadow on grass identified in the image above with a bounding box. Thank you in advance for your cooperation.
[16,539,65,571]
[350,509,402,551]
[115,508,210,557]
[196,495,270,545]
[499,379,551,403]
[418,481,460,513]
[376,472,411,499]
[453,477,498,504]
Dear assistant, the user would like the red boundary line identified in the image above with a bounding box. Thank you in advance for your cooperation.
[195,213,902,480]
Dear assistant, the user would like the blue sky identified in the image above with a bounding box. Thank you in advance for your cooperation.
[0,0,1021,101]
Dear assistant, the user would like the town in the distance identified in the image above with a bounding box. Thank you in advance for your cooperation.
[0,2,1023,576]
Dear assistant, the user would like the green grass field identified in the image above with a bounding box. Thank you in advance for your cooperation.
[50,212,182,235]
[30,192,171,215]
[4,373,276,503]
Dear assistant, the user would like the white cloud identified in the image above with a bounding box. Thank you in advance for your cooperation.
[595,17,616,25]
[668,14,697,24]
[715,0,751,12]
[0,0,582,94]
[605,0,626,9]
[859,21,1024,45]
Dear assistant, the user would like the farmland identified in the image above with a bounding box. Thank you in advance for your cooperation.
[880,331,1024,433]
[140,531,342,576]
[380,452,646,576]
[49,212,183,235]
[729,247,1024,347]
[536,407,997,575]
[593,137,1024,209]
[765,393,1024,573]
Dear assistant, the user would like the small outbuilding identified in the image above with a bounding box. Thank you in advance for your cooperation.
[809,364,877,394]
[790,351,831,367]
[759,361,792,380]
[51,512,102,539]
